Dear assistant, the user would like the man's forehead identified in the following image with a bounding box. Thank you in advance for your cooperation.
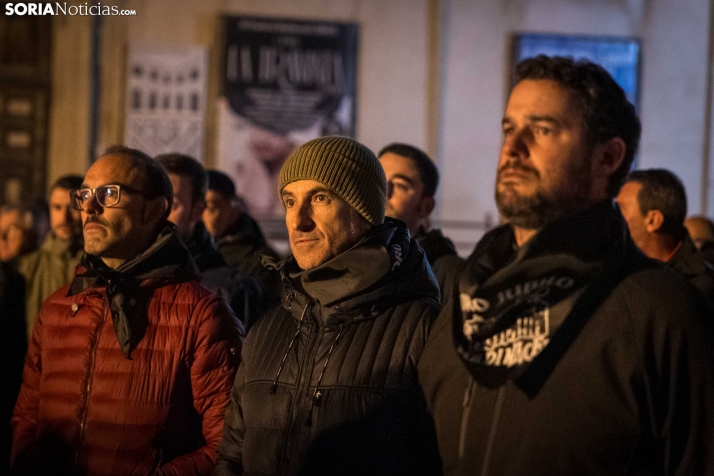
[49,187,72,203]
[83,154,141,187]
[282,179,334,196]
[505,79,578,119]
[380,153,419,179]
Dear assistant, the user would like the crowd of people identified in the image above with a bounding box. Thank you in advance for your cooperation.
[1,54,714,475]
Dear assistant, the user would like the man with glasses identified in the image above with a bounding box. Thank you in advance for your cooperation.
[11,146,243,476]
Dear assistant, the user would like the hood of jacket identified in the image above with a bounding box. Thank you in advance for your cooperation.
[68,223,199,358]
[273,218,439,327]
[187,221,227,273]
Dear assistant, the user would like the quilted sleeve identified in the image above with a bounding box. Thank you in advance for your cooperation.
[158,294,243,476]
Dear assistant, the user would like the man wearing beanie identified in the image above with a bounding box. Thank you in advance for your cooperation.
[214,136,442,476]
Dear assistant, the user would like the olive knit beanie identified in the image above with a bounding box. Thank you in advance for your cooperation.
[278,136,387,225]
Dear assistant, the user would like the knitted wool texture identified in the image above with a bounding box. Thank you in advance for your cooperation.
[278,136,387,225]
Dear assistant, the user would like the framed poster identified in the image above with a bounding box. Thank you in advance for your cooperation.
[217,16,359,218]
[124,47,208,160]
[512,33,641,108]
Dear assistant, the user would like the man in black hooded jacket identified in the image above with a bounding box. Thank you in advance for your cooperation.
[214,136,442,476]
[203,170,281,305]
[418,56,714,475]
[378,143,465,302]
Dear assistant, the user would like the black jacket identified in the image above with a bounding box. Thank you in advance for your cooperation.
[216,213,281,305]
[415,227,465,303]
[667,232,714,302]
[214,219,442,476]
[188,222,264,330]
[1,262,26,474]
[418,203,714,476]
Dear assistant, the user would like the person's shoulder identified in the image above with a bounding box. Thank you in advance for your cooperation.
[16,248,42,276]
[614,263,713,327]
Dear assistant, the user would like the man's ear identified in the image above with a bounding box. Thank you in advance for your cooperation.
[645,209,665,233]
[596,137,627,177]
[143,197,169,224]
[418,196,435,219]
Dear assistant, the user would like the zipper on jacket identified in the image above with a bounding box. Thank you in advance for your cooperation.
[458,378,476,459]
[74,297,108,468]
[278,305,321,475]
[480,386,506,476]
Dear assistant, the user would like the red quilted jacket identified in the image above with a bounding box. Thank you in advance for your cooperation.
[11,229,242,476]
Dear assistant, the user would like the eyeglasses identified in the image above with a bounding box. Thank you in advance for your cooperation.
[70,184,151,210]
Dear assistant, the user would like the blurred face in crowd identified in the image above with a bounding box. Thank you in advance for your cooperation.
[282,179,370,270]
[0,208,31,261]
[379,153,434,235]
[616,180,653,251]
[684,216,714,249]
[497,79,597,231]
[203,190,241,239]
[49,187,82,241]
[167,173,205,243]
[79,154,168,269]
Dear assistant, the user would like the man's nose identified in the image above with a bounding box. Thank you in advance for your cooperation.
[502,128,529,158]
[289,202,314,231]
[82,193,102,214]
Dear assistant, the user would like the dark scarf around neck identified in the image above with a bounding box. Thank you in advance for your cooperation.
[68,225,198,359]
[454,201,646,392]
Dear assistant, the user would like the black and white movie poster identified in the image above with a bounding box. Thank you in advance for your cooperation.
[217,16,359,218]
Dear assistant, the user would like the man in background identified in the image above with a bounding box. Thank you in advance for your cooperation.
[685,215,714,263]
[17,175,84,339]
[0,205,42,263]
[156,153,263,329]
[203,170,281,303]
[379,143,464,300]
[617,168,714,299]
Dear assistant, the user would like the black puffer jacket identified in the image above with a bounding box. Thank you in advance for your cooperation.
[214,219,442,476]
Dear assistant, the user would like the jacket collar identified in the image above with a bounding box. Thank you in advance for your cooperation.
[668,232,714,279]
[274,218,439,327]
[415,227,457,265]
[41,232,83,257]
[187,221,227,272]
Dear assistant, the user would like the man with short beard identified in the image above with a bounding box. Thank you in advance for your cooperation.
[11,147,242,476]
[17,175,84,339]
[418,56,714,475]
[214,136,441,476]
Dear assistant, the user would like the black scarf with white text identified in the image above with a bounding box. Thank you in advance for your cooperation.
[453,201,645,392]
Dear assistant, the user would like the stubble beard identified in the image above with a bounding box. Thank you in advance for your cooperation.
[495,162,593,230]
